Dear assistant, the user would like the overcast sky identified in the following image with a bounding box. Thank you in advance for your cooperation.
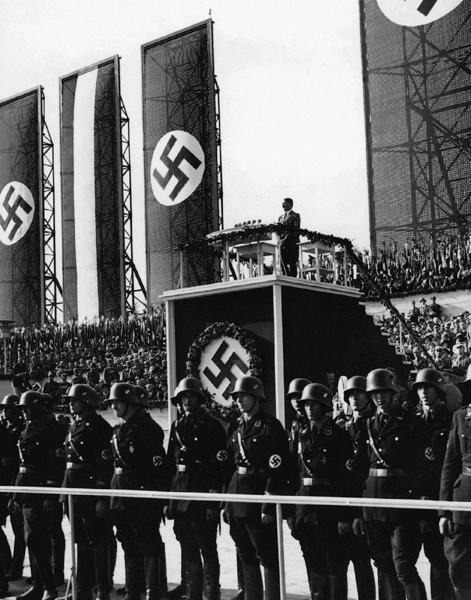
[0,0,371,282]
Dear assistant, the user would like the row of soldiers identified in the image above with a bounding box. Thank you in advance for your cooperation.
[0,369,469,600]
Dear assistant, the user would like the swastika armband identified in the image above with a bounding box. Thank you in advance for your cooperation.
[269,454,282,469]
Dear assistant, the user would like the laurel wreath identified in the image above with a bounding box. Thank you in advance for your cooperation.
[186,321,262,420]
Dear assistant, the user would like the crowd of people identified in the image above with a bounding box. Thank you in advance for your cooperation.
[357,235,471,299]
[3,311,168,411]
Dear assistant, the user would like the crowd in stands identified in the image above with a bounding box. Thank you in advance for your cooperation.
[357,235,471,298]
[3,310,168,410]
[377,295,471,381]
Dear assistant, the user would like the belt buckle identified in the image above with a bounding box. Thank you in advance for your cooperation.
[177,465,186,472]
[238,466,247,475]
[115,467,123,475]
[302,477,313,486]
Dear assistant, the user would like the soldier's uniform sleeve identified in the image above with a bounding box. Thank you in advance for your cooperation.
[46,421,67,488]
[91,417,114,488]
[262,416,291,515]
[439,409,463,519]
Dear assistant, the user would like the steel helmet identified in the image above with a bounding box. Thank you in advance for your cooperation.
[413,368,446,396]
[171,377,205,407]
[0,394,20,408]
[134,385,150,408]
[106,382,139,405]
[299,383,333,410]
[366,369,397,394]
[287,378,311,398]
[19,391,49,413]
[65,384,101,408]
[344,376,367,402]
[230,376,266,401]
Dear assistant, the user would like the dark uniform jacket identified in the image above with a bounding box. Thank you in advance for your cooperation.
[293,416,354,522]
[62,411,113,491]
[359,406,435,522]
[440,405,471,525]
[14,415,66,500]
[167,408,227,512]
[419,402,453,499]
[224,408,291,518]
[110,410,167,510]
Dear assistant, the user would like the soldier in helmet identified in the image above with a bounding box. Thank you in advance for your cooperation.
[286,378,311,454]
[164,377,227,600]
[288,383,354,600]
[358,368,434,600]
[223,375,291,600]
[412,368,455,600]
[60,384,114,600]
[106,383,168,600]
[340,377,376,600]
[13,391,66,600]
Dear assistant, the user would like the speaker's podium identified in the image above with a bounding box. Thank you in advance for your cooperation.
[162,232,408,426]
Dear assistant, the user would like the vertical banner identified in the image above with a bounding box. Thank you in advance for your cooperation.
[142,20,219,307]
[360,0,471,251]
[0,88,42,327]
[60,56,124,322]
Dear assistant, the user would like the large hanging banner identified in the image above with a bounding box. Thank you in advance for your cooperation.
[60,56,124,322]
[0,88,42,327]
[142,20,220,307]
[376,0,465,26]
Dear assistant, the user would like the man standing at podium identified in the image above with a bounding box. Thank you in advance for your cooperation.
[278,198,300,277]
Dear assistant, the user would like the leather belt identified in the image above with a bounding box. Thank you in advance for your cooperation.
[177,465,187,472]
[462,466,471,476]
[302,477,332,486]
[19,467,38,474]
[369,468,407,478]
[66,463,90,470]
[114,468,129,475]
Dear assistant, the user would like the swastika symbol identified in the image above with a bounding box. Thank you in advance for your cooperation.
[417,0,438,15]
[153,134,202,201]
[269,454,282,469]
[203,340,249,400]
[0,185,32,241]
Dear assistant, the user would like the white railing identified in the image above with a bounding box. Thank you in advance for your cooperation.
[4,486,469,600]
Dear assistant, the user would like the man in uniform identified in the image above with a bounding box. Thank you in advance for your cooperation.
[439,386,471,598]
[224,376,291,600]
[107,383,168,600]
[340,377,376,600]
[42,374,61,410]
[359,369,434,600]
[165,377,227,600]
[412,369,455,600]
[60,384,114,600]
[13,391,66,600]
[288,383,353,600]
[277,198,301,277]
[0,395,25,582]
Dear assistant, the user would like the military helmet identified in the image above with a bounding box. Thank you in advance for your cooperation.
[413,368,446,396]
[134,385,150,408]
[19,390,50,413]
[230,376,266,401]
[366,369,397,394]
[0,394,20,408]
[65,384,101,408]
[106,382,139,405]
[171,377,205,407]
[299,383,333,410]
[42,393,55,412]
[286,378,311,398]
[344,376,367,402]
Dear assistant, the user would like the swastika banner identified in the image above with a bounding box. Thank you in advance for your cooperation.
[0,88,43,326]
[60,57,125,322]
[142,20,220,305]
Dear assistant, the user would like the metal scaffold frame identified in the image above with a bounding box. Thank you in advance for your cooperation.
[401,21,471,244]
[121,98,147,314]
[41,88,63,324]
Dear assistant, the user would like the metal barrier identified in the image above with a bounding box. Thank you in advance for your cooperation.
[3,485,470,600]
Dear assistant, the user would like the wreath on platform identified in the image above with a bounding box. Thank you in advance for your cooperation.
[186,321,262,420]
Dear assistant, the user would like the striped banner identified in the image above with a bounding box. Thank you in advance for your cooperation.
[60,57,124,322]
